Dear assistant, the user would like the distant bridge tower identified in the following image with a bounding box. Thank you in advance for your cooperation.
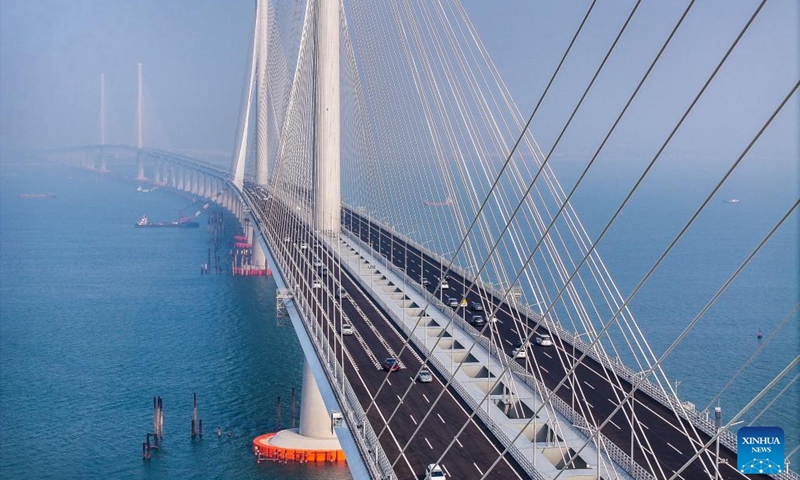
[230,0,269,190]
[230,0,269,269]
[136,62,146,181]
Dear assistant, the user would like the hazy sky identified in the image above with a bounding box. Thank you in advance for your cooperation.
[1,0,797,162]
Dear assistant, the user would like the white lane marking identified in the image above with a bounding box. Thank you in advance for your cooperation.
[542,351,552,359]
[609,419,621,429]
[409,414,417,425]
[425,438,433,449]
[442,464,451,476]
[505,339,513,345]
[474,463,484,475]
[422,393,430,403]
[584,380,595,390]
[396,394,403,403]
[667,442,682,455]
[437,413,445,424]
[541,367,549,373]
[455,437,463,448]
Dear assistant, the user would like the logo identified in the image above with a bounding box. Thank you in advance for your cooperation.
[738,426,784,475]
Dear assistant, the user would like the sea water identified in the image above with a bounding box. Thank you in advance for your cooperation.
[0,162,353,480]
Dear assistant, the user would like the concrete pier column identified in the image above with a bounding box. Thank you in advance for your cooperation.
[177,166,185,191]
[154,162,161,185]
[299,361,336,439]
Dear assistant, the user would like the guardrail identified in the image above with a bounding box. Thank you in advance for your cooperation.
[245,193,397,480]
[342,219,657,480]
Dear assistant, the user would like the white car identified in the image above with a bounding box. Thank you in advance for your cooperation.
[511,346,527,359]
[312,280,322,289]
[535,334,553,346]
[341,323,354,335]
[425,464,446,479]
[440,280,450,290]
[417,368,433,383]
[300,242,308,250]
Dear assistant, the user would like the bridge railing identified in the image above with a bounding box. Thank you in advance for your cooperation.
[345,226,656,480]
[246,197,397,480]
[348,215,792,478]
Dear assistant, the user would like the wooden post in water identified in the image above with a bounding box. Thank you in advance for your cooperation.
[152,397,158,443]
[157,397,164,444]
[199,419,203,439]
[191,393,198,439]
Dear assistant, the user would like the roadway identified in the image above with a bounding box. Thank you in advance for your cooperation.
[341,206,767,480]
[244,186,525,480]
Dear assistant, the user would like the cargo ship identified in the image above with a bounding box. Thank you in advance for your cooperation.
[18,193,56,199]
[135,214,200,228]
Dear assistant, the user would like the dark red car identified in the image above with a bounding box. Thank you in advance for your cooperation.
[382,358,400,372]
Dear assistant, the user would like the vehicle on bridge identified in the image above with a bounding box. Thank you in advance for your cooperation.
[511,345,527,359]
[417,368,433,383]
[382,358,400,372]
[470,301,484,312]
[425,463,446,479]
[341,323,354,336]
[469,314,486,327]
[535,333,553,346]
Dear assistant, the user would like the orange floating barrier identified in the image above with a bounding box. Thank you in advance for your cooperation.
[252,433,345,463]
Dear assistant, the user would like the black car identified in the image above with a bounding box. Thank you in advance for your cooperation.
[471,302,484,312]
[469,314,486,327]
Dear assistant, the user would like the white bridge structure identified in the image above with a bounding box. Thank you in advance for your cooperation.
[63,0,798,479]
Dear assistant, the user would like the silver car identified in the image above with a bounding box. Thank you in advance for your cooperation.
[417,368,433,383]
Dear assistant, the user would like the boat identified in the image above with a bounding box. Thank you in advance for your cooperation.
[18,193,56,199]
[424,197,454,207]
[725,198,740,203]
[135,214,200,228]
[137,186,158,193]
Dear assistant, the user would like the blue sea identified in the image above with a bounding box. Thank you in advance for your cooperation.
[0,162,353,480]
[0,157,797,478]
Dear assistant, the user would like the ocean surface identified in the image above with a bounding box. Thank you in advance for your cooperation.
[0,163,353,480]
[1,158,797,478]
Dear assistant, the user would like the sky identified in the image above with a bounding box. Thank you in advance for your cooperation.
[0,0,797,162]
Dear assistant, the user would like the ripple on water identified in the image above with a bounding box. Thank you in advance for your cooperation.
[0,166,351,480]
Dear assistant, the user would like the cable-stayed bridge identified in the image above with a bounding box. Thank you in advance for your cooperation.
[63,0,798,479]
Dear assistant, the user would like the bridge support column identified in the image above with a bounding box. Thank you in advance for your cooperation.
[247,222,266,269]
[154,162,161,185]
[136,150,146,181]
[253,361,342,461]
[313,0,340,235]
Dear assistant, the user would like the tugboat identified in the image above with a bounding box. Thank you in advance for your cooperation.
[724,198,740,203]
